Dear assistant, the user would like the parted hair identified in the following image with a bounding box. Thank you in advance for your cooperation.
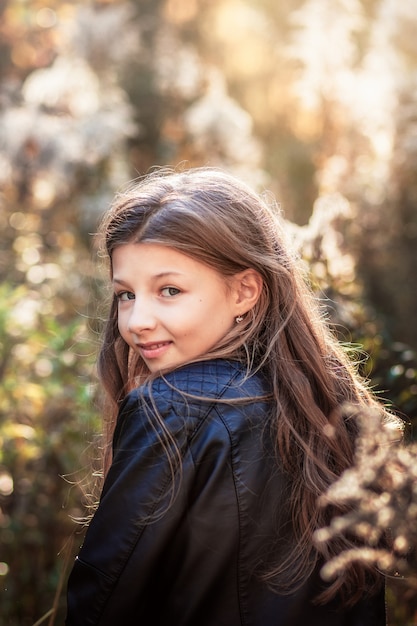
[96,166,392,602]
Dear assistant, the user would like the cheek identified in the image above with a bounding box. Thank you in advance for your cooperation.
[117,311,128,336]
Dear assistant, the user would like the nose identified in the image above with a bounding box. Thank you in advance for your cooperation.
[127,298,156,334]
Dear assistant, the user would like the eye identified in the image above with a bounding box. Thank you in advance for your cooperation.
[116,291,135,302]
[160,286,181,297]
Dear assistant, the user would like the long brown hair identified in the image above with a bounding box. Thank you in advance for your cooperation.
[96,166,394,601]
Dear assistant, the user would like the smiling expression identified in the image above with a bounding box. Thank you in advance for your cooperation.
[112,242,241,374]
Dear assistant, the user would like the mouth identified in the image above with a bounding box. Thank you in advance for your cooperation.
[137,341,172,360]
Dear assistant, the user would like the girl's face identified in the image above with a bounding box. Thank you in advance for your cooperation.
[112,242,240,374]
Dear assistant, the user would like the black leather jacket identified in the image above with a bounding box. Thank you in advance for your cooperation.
[66,359,385,625]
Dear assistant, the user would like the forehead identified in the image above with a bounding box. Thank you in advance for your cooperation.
[111,242,227,284]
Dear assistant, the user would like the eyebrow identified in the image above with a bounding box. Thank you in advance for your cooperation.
[113,272,184,285]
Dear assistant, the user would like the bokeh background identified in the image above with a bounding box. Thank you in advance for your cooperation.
[1,0,417,624]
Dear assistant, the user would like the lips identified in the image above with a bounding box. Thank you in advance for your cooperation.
[138,341,172,360]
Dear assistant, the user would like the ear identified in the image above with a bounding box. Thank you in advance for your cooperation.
[231,269,263,315]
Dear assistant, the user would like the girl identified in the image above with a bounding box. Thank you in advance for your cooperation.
[66,167,389,625]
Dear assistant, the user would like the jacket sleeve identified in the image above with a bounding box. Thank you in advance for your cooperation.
[65,386,196,626]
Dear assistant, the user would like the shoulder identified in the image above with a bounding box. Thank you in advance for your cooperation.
[115,359,270,441]
[148,359,269,409]
[128,358,268,402]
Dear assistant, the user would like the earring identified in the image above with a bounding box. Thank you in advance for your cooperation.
[235,315,244,324]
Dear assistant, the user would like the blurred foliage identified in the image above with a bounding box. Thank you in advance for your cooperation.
[0,284,97,623]
[314,406,417,626]
[0,0,417,623]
